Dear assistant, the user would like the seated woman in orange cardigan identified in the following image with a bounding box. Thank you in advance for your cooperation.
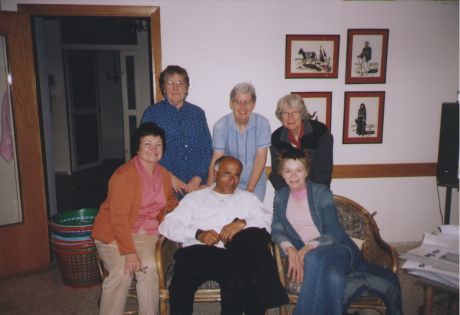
[92,122,178,315]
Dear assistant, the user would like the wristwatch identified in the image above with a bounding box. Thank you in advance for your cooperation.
[195,229,204,240]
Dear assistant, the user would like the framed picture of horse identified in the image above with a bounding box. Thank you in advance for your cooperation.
[343,91,385,144]
[345,29,389,84]
[285,34,340,78]
[291,91,332,129]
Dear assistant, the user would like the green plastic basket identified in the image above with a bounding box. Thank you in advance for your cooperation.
[51,208,98,227]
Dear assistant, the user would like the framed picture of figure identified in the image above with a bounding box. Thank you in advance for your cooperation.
[291,92,332,128]
[343,91,385,144]
[285,34,340,78]
[345,29,389,84]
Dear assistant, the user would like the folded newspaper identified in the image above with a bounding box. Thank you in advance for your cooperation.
[401,225,459,288]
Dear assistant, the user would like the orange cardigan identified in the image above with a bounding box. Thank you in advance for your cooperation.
[92,159,178,254]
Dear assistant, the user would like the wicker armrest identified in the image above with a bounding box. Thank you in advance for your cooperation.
[155,235,180,291]
[156,235,181,314]
[361,215,399,274]
[334,195,399,274]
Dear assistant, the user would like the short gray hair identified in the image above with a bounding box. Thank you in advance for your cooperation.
[230,82,256,102]
[213,155,243,171]
[275,94,308,121]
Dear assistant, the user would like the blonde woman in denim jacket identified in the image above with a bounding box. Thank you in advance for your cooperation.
[271,150,402,315]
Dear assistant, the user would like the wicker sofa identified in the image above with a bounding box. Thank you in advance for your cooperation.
[155,194,399,315]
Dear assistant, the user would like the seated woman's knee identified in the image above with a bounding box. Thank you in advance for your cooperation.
[304,246,329,268]
[326,266,346,288]
[141,255,157,270]
[136,260,158,281]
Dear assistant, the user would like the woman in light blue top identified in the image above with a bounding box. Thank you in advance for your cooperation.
[207,82,271,201]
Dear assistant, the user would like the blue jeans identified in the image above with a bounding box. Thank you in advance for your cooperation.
[294,244,353,315]
[344,270,403,315]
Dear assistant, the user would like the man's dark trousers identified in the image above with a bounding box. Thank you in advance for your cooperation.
[168,227,288,315]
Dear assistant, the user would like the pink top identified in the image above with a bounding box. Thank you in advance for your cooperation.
[131,156,166,235]
[286,187,320,244]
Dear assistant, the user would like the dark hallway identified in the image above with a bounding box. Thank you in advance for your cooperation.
[54,159,123,213]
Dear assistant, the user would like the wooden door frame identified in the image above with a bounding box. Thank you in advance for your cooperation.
[18,4,163,104]
[0,11,49,278]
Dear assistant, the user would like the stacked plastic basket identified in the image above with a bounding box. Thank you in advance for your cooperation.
[49,208,102,288]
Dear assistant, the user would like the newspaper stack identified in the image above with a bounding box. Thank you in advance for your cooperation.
[401,225,459,288]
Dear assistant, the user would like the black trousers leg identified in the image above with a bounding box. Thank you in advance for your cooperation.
[169,245,243,315]
[169,229,288,315]
[226,228,289,314]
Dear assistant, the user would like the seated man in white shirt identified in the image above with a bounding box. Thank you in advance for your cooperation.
[159,155,288,315]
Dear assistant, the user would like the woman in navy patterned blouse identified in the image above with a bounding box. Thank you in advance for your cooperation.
[142,65,212,197]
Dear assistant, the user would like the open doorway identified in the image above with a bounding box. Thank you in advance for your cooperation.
[24,6,161,215]
[0,5,162,277]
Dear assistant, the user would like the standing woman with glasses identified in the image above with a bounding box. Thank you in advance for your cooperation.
[207,82,271,201]
[269,94,333,191]
[142,65,212,198]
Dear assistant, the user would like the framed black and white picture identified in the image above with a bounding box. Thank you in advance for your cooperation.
[345,29,389,84]
[291,91,332,128]
[343,91,385,144]
[286,34,340,78]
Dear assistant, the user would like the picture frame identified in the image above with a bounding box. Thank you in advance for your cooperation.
[345,29,389,84]
[285,34,340,78]
[343,91,385,144]
[291,91,332,129]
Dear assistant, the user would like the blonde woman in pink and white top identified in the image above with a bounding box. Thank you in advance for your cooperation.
[271,150,402,315]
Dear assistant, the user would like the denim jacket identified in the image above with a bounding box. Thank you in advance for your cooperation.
[271,181,361,263]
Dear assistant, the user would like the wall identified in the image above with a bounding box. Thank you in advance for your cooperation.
[2,0,459,242]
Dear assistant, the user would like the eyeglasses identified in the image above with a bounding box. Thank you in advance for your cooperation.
[232,99,253,106]
[165,80,186,88]
[281,110,301,117]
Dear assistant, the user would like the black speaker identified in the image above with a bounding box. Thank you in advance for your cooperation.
[436,102,459,188]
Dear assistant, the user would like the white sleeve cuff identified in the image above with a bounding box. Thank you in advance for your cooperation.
[280,241,295,254]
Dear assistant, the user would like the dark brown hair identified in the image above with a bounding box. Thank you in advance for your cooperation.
[131,122,166,157]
